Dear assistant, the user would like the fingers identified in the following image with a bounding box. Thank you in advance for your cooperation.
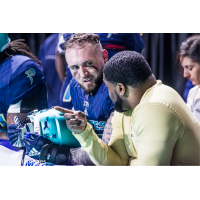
[68,119,82,126]
[8,132,19,140]
[64,113,77,120]
[54,106,74,114]
[23,137,32,146]
[23,134,38,145]
[26,133,40,140]
[64,111,86,126]
[64,111,85,120]
[8,124,18,129]
[55,108,87,134]
[8,128,21,135]
[74,111,86,118]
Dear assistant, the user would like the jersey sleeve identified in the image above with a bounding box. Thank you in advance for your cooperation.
[9,60,46,105]
[72,111,130,166]
[133,104,183,166]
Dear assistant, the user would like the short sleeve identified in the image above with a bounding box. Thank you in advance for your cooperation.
[9,60,45,104]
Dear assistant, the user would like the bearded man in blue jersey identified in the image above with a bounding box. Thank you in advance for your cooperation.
[54,33,115,165]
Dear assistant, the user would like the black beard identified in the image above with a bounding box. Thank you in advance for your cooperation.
[114,91,126,113]
[80,73,103,94]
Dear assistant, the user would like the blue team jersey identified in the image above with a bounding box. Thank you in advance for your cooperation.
[0,55,48,132]
[38,33,62,107]
[183,79,194,102]
[70,78,114,139]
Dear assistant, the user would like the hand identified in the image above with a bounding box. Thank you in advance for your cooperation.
[23,133,52,160]
[8,124,25,149]
[54,106,87,134]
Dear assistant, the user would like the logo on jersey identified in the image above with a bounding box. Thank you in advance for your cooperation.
[84,108,88,116]
[107,33,118,38]
[83,101,89,107]
[25,68,36,85]
[88,120,106,131]
[83,101,89,116]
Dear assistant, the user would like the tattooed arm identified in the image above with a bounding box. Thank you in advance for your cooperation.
[7,113,27,127]
[69,112,114,165]
[102,112,114,145]
[70,147,95,166]
[0,113,28,140]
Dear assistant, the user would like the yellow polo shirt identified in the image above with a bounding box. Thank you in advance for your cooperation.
[73,80,200,166]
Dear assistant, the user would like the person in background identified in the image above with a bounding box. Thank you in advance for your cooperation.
[0,33,47,149]
[182,79,194,102]
[56,33,74,109]
[176,35,200,121]
[38,33,62,107]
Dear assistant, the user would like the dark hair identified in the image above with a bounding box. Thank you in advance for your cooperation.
[63,33,100,50]
[103,51,152,87]
[176,35,200,71]
[0,39,41,67]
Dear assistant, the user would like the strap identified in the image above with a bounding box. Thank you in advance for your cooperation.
[39,143,53,163]
[48,147,58,163]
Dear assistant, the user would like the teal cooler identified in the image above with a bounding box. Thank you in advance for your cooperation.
[31,109,81,148]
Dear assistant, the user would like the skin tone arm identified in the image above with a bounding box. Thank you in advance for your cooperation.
[70,147,95,166]
[102,112,114,144]
[55,51,66,83]
[0,112,27,140]
[55,106,114,165]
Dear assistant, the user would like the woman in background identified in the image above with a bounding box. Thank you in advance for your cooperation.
[176,35,200,121]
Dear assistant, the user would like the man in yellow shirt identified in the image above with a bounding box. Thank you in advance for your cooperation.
[55,51,200,166]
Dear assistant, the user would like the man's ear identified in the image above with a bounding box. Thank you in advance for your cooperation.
[102,49,108,64]
[116,83,126,96]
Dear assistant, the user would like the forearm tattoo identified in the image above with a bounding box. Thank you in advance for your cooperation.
[7,113,27,129]
[102,112,114,145]
[70,147,95,166]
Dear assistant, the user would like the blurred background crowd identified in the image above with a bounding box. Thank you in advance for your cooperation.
[8,33,199,104]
